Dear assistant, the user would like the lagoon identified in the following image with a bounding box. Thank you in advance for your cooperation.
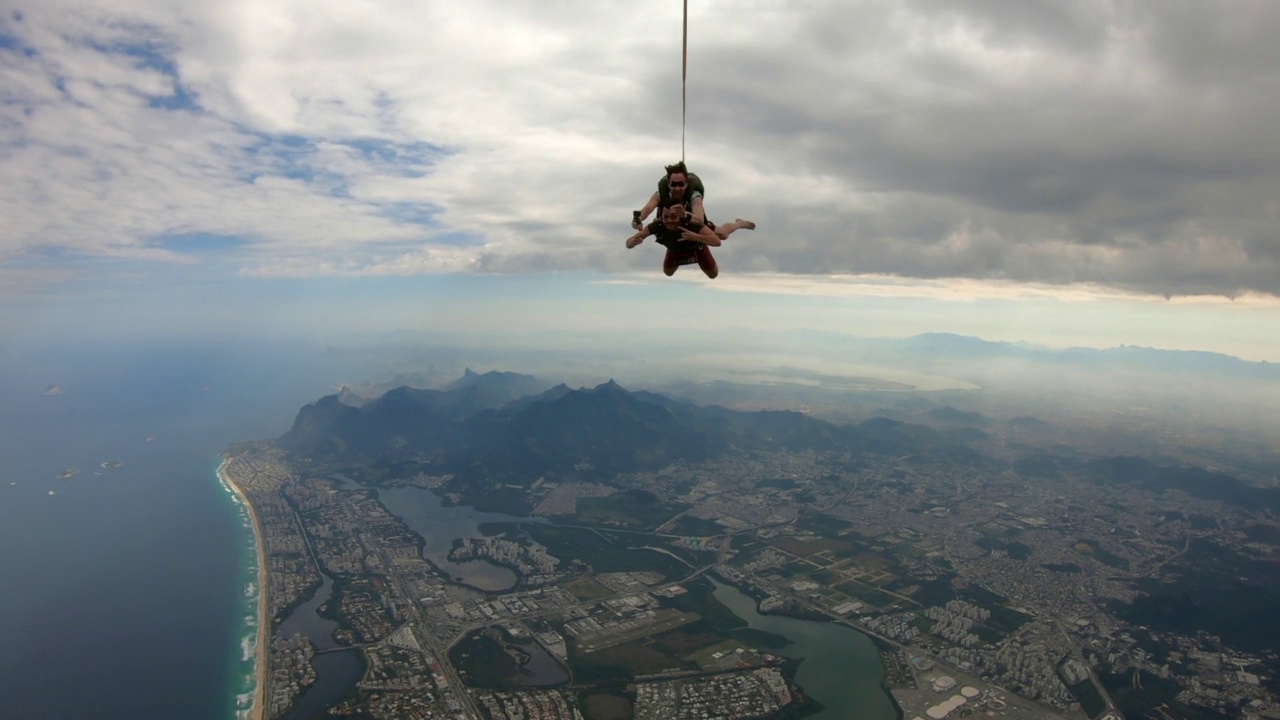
[377,485,547,592]
[711,579,898,720]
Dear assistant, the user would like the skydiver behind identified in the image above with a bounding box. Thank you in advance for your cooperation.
[625,197,724,279]
[631,161,756,241]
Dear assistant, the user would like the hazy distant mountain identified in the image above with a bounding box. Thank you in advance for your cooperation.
[446,368,548,398]
[898,333,1033,360]
[928,406,991,426]
[279,374,991,482]
[336,386,369,407]
[281,371,549,455]
[898,332,1277,379]
[281,394,365,455]
[470,380,720,476]
[492,383,574,414]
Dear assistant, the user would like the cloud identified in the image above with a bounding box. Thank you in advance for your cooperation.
[2,0,1279,297]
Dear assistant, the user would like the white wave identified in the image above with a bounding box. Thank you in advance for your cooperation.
[241,635,255,662]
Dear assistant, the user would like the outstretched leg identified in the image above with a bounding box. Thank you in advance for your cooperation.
[695,246,719,279]
[715,218,756,241]
[662,250,680,276]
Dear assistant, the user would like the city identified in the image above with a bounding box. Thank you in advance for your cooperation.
[223,412,1279,720]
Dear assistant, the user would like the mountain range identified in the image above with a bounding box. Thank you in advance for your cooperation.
[279,370,990,483]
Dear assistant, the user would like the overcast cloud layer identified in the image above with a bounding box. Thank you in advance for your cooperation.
[3,0,1279,297]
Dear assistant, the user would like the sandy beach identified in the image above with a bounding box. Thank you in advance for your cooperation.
[219,458,268,720]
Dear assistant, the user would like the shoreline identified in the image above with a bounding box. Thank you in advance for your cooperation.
[219,457,268,720]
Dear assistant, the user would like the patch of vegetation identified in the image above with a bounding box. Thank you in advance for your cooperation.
[1189,514,1218,530]
[563,576,614,602]
[1065,679,1107,718]
[793,512,851,536]
[459,484,535,515]
[908,576,964,608]
[661,578,746,634]
[893,543,926,558]
[1244,524,1280,545]
[521,524,690,580]
[450,629,520,688]
[772,536,854,558]
[732,627,791,650]
[807,569,841,586]
[1075,539,1130,569]
[580,692,633,720]
[1007,541,1033,560]
[574,490,688,531]
[653,628,722,657]
[1100,670,1224,720]
[1113,538,1280,654]
[566,649,640,684]
[478,521,520,537]
[666,515,725,537]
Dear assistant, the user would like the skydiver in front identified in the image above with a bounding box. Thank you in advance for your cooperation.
[625,198,724,278]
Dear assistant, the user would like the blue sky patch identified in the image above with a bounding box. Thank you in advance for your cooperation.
[432,230,485,247]
[235,133,448,197]
[339,138,451,178]
[377,201,441,227]
[240,132,350,196]
[86,37,201,112]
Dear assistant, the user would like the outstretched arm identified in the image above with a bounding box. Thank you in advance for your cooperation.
[682,222,720,246]
[626,227,652,248]
[634,192,660,229]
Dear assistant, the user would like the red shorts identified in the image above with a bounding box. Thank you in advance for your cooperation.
[663,244,718,278]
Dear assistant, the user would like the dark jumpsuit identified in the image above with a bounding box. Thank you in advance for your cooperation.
[648,217,718,277]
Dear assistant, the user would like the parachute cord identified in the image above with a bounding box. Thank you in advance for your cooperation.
[681,0,688,162]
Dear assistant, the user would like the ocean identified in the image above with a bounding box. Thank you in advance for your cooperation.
[0,338,350,719]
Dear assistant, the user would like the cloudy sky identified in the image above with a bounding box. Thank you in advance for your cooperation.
[3,0,1279,360]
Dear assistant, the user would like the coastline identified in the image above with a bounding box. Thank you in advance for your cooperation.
[218,457,268,720]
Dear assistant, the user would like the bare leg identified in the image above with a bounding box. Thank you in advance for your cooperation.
[714,218,756,241]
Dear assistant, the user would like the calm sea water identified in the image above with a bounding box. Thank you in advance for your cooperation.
[0,340,350,720]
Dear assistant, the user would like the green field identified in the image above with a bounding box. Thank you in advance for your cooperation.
[666,515,725,537]
[572,490,688,531]
[522,524,691,580]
